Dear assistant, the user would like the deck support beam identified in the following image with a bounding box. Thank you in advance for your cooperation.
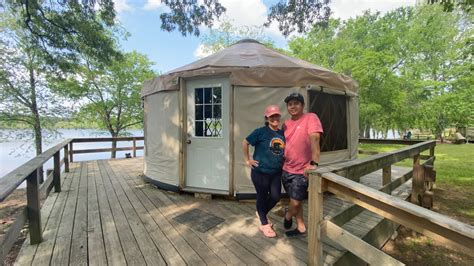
[53,151,61,193]
[308,173,326,266]
[382,165,391,186]
[26,170,42,244]
[64,145,69,173]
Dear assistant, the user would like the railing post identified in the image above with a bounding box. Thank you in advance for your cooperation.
[382,165,391,186]
[133,138,137,158]
[429,146,435,166]
[411,153,423,205]
[26,170,42,244]
[308,172,325,266]
[69,142,74,163]
[53,151,61,193]
[64,144,69,173]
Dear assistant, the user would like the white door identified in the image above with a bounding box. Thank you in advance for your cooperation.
[185,78,229,192]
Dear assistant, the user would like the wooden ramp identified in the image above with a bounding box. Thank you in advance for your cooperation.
[14,158,412,265]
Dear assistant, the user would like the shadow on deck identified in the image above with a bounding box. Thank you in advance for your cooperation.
[15,157,412,265]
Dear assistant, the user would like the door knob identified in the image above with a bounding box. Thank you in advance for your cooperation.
[186,140,192,144]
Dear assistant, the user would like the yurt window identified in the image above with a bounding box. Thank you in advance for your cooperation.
[194,87,222,137]
[308,90,348,152]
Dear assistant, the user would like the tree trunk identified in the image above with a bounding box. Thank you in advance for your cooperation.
[110,132,118,159]
[364,125,371,139]
[29,66,43,183]
[398,129,403,139]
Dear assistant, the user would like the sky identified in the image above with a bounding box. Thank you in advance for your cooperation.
[116,0,417,73]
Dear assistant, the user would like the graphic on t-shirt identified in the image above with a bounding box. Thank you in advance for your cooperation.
[269,137,285,155]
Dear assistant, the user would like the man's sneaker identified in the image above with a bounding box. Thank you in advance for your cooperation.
[283,207,292,229]
[285,228,306,238]
[259,224,277,238]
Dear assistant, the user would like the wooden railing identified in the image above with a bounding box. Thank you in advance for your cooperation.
[0,137,144,261]
[0,139,70,261]
[307,140,474,265]
[68,137,144,162]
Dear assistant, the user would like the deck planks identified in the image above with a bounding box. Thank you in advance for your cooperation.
[69,161,89,265]
[86,161,107,266]
[14,158,413,265]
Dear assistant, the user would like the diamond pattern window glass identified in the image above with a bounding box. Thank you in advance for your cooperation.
[194,87,222,137]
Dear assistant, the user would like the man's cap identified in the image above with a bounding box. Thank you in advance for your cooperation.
[264,105,281,117]
[284,92,305,104]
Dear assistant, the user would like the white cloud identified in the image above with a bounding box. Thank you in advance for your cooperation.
[218,0,267,27]
[114,0,134,13]
[194,44,213,59]
[144,0,164,10]
[330,0,416,20]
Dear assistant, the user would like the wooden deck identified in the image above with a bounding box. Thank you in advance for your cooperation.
[14,158,412,265]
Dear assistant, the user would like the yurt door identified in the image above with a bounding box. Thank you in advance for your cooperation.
[185,78,230,192]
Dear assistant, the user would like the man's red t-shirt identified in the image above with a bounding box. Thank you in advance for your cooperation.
[283,113,323,174]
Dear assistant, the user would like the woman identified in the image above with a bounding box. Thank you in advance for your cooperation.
[242,105,285,238]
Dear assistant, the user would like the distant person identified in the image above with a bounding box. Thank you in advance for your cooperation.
[282,93,323,237]
[403,130,412,140]
[242,105,285,238]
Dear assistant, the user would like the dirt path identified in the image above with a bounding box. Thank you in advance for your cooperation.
[1,189,27,265]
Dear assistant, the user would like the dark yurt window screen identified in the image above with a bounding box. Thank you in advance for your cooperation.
[194,87,222,137]
[308,90,348,152]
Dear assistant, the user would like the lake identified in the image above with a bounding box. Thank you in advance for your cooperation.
[0,128,144,180]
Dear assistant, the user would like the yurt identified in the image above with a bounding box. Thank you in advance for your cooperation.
[141,39,359,198]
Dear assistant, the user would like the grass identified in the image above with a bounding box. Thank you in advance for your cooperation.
[359,142,474,265]
[359,142,474,187]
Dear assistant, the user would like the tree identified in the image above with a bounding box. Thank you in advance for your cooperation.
[428,0,472,13]
[0,11,67,152]
[289,11,410,138]
[55,52,156,158]
[0,11,69,181]
[266,0,331,36]
[288,4,472,139]
[4,0,122,71]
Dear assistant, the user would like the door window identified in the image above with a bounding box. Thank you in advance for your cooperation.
[194,87,222,137]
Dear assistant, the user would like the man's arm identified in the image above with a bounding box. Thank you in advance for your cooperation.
[304,132,321,177]
[309,132,321,165]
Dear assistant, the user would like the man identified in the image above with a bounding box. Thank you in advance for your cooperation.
[282,92,323,237]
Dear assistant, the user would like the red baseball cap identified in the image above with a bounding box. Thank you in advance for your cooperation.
[264,105,281,117]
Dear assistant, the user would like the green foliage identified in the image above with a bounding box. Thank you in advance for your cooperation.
[289,4,473,138]
[53,52,156,137]
[4,0,122,71]
[265,0,331,37]
[428,0,473,13]
[0,10,69,154]
[160,0,226,36]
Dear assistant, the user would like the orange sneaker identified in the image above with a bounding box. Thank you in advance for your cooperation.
[259,224,277,238]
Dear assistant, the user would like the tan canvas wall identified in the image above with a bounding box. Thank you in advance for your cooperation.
[143,91,180,186]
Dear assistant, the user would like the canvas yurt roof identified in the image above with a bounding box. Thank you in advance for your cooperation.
[141,39,358,97]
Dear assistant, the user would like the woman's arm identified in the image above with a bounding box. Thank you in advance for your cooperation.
[242,139,259,168]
